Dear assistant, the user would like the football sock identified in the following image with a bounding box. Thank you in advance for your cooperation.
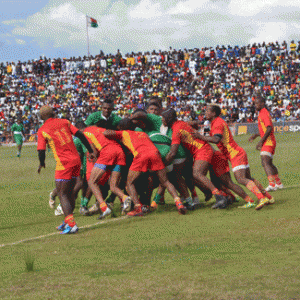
[246,181,264,200]
[212,188,221,195]
[274,174,282,185]
[122,195,129,203]
[81,197,89,207]
[244,195,255,203]
[253,179,272,200]
[65,214,76,227]
[151,201,158,208]
[153,194,162,204]
[100,202,108,212]
[268,175,276,187]
[174,197,183,207]
[135,203,142,211]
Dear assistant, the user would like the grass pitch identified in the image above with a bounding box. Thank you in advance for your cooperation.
[0,133,300,299]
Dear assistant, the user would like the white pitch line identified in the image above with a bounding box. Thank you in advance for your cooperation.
[0,184,298,249]
[0,216,129,249]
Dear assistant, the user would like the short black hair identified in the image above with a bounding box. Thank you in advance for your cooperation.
[146,102,160,110]
[132,108,146,115]
[103,100,114,106]
[75,120,86,129]
[161,108,177,126]
[209,104,221,117]
[256,95,265,103]
[117,118,134,130]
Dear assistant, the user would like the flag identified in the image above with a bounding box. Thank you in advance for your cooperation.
[87,16,98,28]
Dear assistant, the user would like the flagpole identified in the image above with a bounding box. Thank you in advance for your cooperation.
[86,14,90,57]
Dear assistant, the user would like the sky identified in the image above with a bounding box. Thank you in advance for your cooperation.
[1,0,300,62]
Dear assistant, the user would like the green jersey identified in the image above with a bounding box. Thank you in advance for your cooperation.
[85,111,122,129]
[73,137,87,177]
[136,114,186,160]
[11,123,24,135]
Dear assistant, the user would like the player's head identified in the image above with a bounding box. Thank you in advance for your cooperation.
[161,108,177,127]
[39,105,54,120]
[205,104,221,121]
[117,118,135,131]
[146,102,160,116]
[17,117,22,124]
[131,109,147,129]
[254,96,265,111]
[75,120,86,131]
[102,100,114,119]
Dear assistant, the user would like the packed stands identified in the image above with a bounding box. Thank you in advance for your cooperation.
[1,40,300,142]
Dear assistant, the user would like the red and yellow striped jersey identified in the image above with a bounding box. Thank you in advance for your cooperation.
[37,118,80,170]
[258,108,276,147]
[115,130,157,157]
[84,126,122,152]
[171,120,206,156]
[210,117,244,161]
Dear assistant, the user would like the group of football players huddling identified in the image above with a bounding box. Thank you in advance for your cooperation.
[37,96,283,234]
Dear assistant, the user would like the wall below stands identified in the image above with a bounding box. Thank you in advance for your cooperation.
[232,121,300,135]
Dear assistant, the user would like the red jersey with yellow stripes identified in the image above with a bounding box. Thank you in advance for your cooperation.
[258,108,276,147]
[115,130,158,157]
[210,117,244,161]
[84,126,126,166]
[84,126,122,151]
[171,120,207,156]
[37,118,80,171]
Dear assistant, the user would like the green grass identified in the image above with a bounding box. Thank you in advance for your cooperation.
[1,133,300,299]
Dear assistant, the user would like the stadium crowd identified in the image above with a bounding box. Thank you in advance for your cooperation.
[1,40,300,141]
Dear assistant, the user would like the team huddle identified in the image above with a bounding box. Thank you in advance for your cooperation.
[36,97,283,234]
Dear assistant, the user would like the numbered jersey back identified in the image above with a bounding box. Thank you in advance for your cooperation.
[37,118,80,169]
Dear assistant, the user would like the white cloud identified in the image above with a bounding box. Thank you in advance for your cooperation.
[167,0,211,15]
[130,0,163,19]
[15,38,26,44]
[2,0,300,59]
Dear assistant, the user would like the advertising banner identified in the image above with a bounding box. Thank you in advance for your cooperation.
[234,121,300,135]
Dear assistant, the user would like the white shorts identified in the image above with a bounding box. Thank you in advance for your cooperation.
[232,164,250,173]
[260,151,273,159]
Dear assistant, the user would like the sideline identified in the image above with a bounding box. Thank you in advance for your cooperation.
[0,216,128,249]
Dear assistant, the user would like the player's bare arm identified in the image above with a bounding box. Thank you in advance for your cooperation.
[256,126,272,151]
[103,129,118,139]
[192,132,221,144]
[165,144,180,166]
[37,150,46,173]
[248,133,260,142]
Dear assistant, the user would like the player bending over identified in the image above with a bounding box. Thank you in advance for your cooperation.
[84,125,131,219]
[37,105,96,234]
[104,118,187,216]
[249,96,283,191]
[193,104,274,210]
[161,108,228,209]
